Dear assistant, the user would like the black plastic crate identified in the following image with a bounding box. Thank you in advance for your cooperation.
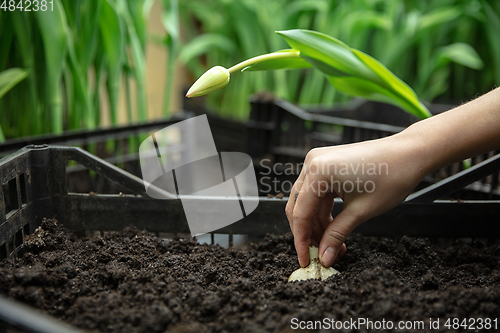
[245,96,500,199]
[0,113,193,196]
[2,144,500,256]
[1,144,500,331]
[2,96,500,331]
[0,112,263,196]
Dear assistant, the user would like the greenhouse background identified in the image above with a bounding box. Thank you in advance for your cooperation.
[0,0,499,141]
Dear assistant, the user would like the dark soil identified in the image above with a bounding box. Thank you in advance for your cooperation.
[1,218,499,333]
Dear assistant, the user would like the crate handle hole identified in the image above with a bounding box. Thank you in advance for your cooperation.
[14,228,23,249]
[2,178,19,216]
[19,173,28,205]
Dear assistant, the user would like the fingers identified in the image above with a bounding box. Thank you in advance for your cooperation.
[293,174,324,267]
[293,228,312,268]
[333,243,347,264]
[311,192,336,245]
[285,168,306,234]
[318,192,336,230]
[319,208,361,267]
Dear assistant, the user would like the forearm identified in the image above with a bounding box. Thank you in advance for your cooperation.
[401,87,500,174]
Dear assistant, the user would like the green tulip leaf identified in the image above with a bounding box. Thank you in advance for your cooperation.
[351,49,430,118]
[277,29,431,119]
[277,30,377,80]
[328,75,425,118]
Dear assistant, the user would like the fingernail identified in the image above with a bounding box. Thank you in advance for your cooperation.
[321,247,336,267]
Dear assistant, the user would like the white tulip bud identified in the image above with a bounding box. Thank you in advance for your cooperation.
[186,66,230,98]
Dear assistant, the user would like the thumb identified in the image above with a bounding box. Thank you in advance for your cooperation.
[319,209,361,267]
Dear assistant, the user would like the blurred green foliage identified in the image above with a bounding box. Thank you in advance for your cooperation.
[177,0,498,119]
[1,0,499,140]
[0,0,153,141]
[0,67,28,140]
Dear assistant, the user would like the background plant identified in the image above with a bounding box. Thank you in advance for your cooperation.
[0,68,28,141]
[0,0,153,142]
[1,0,499,141]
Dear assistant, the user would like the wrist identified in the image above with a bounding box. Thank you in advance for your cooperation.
[390,123,434,178]
[395,88,500,174]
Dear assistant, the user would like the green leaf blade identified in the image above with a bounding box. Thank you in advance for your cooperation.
[437,43,484,70]
[99,0,126,125]
[417,6,462,31]
[0,68,29,99]
[351,49,431,118]
[276,29,376,80]
[179,33,237,65]
[327,75,429,119]
[277,29,431,119]
[35,0,68,133]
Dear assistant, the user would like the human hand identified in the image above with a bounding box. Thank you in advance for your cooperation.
[285,133,428,268]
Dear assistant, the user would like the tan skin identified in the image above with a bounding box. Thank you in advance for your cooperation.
[286,87,500,268]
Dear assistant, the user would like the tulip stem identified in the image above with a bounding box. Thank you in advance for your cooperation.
[228,50,301,74]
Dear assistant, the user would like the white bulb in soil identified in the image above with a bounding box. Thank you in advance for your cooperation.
[288,246,339,282]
